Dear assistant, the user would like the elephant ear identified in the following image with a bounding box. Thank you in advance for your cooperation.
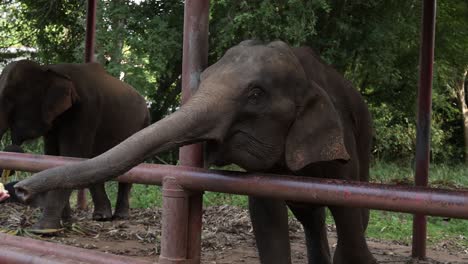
[42,69,79,124]
[285,80,350,171]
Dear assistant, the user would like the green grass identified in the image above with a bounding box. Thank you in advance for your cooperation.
[364,211,468,248]
[370,162,467,187]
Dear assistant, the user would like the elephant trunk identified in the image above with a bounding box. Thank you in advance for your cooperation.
[15,91,231,202]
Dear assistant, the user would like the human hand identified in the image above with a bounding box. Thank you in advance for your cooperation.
[0,183,10,202]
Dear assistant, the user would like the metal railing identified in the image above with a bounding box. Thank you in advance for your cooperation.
[0,151,467,263]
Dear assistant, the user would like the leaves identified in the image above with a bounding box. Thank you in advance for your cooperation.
[1,0,467,164]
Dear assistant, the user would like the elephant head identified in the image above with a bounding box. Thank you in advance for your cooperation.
[0,60,79,145]
[15,41,349,200]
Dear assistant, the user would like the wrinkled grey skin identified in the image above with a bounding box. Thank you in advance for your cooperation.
[0,60,150,229]
[16,41,374,263]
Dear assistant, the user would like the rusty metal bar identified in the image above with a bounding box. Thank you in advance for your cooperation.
[0,233,152,264]
[0,245,80,264]
[77,0,98,210]
[412,0,437,259]
[186,192,203,264]
[84,0,97,63]
[1,152,467,219]
[159,178,190,264]
[162,1,210,263]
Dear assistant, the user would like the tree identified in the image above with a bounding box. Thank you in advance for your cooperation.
[434,0,468,163]
[1,0,467,165]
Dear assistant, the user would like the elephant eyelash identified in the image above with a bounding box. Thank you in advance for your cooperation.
[247,87,264,104]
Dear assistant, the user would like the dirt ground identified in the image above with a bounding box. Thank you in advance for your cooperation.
[0,203,467,264]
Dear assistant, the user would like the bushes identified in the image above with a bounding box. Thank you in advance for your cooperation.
[370,102,459,164]
[371,104,416,162]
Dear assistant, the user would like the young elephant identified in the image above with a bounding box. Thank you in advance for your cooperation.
[0,60,150,230]
[17,41,374,263]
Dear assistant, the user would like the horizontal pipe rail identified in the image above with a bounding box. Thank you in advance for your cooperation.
[0,152,467,219]
[0,233,153,264]
[0,245,81,264]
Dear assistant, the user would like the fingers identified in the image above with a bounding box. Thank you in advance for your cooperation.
[0,191,10,201]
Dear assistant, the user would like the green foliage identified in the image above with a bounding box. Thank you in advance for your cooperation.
[1,0,467,164]
[0,0,86,63]
[0,132,43,154]
[370,162,468,187]
[371,103,451,163]
[209,0,328,60]
[94,0,184,122]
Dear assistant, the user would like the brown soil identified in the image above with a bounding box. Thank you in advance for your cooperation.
[0,203,466,263]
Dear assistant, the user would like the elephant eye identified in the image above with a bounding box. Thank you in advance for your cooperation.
[248,87,264,105]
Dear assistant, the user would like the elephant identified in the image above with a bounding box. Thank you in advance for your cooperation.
[16,40,375,263]
[0,60,150,230]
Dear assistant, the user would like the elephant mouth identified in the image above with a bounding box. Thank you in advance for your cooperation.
[204,130,279,171]
[204,140,228,167]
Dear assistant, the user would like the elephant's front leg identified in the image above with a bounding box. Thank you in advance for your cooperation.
[113,182,132,219]
[287,203,331,264]
[89,183,112,221]
[248,196,291,264]
[33,189,73,230]
[329,206,376,264]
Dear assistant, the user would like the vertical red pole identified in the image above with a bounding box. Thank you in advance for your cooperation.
[160,178,189,264]
[412,0,436,260]
[84,0,97,63]
[160,1,209,263]
[77,0,97,210]
[180,1,209,263]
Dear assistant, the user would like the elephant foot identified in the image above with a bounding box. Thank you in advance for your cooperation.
[333,249,377,264]
[112,209,130,220]
[92,208,113,221]
[29,218,64,234]
[61,215,73,224]
[61,210,72,223]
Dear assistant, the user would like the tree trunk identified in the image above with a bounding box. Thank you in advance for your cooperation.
[455,68,468,164]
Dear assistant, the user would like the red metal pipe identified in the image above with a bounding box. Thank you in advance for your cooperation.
[186,192,203,264]
[171,1,210,263]
[77,0,98,210]
[0,233,152,264]
[159,177,190,264]
[1,152,467,219]
[412,0,437,259]
[0,245,80,264]
[84,0,97,63]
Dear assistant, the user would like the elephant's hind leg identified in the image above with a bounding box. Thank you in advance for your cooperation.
[89,183,112,221]
[113,182,132,220]
[61,199,72,222]
[329,206,376,264]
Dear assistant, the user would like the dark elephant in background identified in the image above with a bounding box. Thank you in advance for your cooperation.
[0,60,150,230]
[17,41,375,264]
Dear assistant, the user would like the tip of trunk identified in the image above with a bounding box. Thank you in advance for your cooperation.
[13,183,32,203]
